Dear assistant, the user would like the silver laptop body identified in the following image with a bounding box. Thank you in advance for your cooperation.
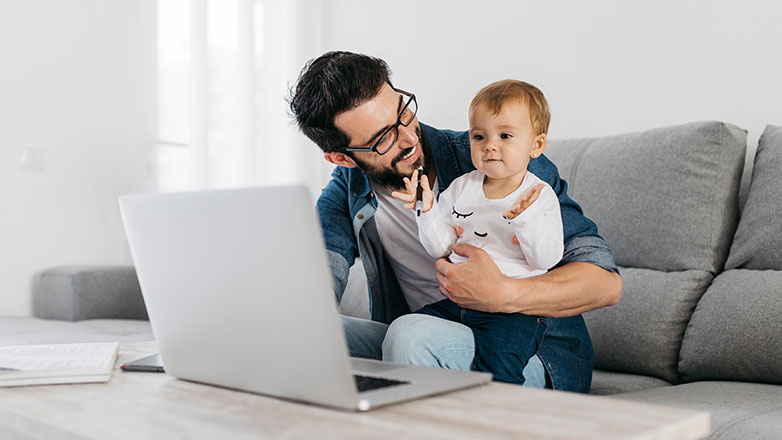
[119,185,491,411]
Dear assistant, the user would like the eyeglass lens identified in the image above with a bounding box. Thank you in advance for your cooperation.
[375,96,417,154]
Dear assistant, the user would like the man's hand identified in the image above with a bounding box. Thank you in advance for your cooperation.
[434,243,517,313]
[438,244,623,317]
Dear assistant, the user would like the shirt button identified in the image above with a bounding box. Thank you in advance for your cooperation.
[357,214,364,220]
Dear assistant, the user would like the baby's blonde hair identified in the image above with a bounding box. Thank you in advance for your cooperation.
[470,80,550,135]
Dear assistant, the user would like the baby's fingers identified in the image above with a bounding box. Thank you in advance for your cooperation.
[391,189,414,203]
[524,185,543,206]
[409,169,419,191]
[420,175,435,212]
[421,175,433,195]
[503,204,522,219]
[403,176,413,192]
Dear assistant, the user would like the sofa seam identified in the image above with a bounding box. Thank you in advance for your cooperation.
[568,139,591,199]
[673,270,713,383]
[707,124,725,276]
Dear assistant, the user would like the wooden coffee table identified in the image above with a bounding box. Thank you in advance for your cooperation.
[0,341,709,439]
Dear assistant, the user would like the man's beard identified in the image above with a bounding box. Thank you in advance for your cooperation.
[350,125,434,190]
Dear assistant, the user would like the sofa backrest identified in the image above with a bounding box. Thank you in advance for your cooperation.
[679,125,782,384]
[546,121,747,383]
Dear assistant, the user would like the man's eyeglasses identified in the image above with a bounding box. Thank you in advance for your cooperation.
[343,88,418,156]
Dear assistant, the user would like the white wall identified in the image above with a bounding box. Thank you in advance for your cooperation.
[322,0,781,177]
[0,0,156,316]
[1,0,777,316]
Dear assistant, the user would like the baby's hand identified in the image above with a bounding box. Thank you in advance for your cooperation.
[391,168,434,213]
[503,184,544,220]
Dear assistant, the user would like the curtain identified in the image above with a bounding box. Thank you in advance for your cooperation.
[156,0,331,198]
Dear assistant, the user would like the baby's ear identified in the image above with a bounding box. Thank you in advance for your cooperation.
[531,133,547,158]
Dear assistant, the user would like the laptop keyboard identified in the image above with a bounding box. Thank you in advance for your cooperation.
[354,374,409,392]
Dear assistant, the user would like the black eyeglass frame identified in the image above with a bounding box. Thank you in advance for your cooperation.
[341,88,417,156]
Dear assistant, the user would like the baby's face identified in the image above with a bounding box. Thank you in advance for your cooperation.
[468,100,544,181]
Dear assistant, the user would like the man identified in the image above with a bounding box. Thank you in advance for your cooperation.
[288,51,622,392]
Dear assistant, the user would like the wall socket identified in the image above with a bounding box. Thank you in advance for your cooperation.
[20,148,46,172]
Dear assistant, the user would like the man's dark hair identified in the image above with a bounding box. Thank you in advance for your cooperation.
[288,51,392,153]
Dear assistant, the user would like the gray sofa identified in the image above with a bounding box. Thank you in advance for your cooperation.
[546,122,782,439]
[0,267,153,347]
[5,122,782,439]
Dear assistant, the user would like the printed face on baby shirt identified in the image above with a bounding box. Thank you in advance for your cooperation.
[449,194,523,261]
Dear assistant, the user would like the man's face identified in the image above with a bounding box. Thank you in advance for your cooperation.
[333,83,429,190]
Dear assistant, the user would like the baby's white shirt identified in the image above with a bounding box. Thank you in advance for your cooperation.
[417,170,564,279]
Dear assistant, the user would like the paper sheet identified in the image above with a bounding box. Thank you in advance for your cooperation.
[0,342,119,371]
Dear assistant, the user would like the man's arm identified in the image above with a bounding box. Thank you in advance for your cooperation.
[316,167,359,302]
[435,243,622,317]
[431,153,621,317]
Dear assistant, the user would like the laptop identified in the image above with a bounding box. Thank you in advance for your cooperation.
[119,185,491,411]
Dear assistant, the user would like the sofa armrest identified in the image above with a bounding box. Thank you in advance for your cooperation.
[32,266,148,321]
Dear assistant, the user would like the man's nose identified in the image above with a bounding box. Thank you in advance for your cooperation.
[396,123,418,148]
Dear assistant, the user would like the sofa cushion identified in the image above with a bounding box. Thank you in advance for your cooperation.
[679,269,782,384]
[680,127,782,385]
[725,125,782,270]
[546,121,746,273]
[613,381,782,440]
[32,266,148,321]
[590,369,672,396]
[584,267,712,383]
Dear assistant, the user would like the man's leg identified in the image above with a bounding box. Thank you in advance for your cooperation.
[381,313,548,388]
[341,315,388,360]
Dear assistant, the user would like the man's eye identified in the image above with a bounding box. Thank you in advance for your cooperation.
[501,133,513,139]
[376,131,392,148]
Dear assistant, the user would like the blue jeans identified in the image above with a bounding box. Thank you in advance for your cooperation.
[414,299,546,385]
[341,314,549,388]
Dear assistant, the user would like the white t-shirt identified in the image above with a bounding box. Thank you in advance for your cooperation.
[370,179,444,311]
[416,170,564,279]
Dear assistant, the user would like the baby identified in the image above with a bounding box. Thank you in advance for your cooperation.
[392,79,563,385]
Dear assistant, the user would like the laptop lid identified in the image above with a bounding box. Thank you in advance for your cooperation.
[120,185,362,409]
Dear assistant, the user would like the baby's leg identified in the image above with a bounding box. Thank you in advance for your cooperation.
[463,310,546,385]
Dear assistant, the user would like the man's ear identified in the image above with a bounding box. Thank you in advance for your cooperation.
[324,152,358,168]
[531,133,547,158]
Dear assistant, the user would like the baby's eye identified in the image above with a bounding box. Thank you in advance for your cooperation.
[472,134,484,141]
[500,133,513,139]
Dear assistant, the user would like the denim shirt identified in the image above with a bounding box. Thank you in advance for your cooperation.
[316,123,618,393]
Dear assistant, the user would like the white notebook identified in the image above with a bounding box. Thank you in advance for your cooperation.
[0,342,119,387]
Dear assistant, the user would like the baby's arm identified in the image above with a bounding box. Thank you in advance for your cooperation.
[416,195,459,259]
[508,184,564,270]
[390,169,458,259]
